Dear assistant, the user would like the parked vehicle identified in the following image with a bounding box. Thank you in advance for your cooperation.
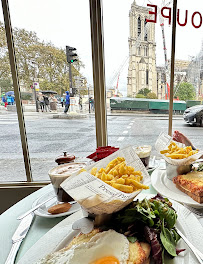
[183,105,203,126]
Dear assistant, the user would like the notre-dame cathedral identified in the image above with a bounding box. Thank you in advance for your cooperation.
[127,0,157,97]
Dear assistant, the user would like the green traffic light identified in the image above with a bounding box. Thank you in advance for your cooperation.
[71,60,73,63]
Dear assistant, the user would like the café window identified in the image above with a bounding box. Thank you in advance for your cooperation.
[0,0,96,184]
[2,0,203,187]
[0,10,27,182]
[103,0,173,154]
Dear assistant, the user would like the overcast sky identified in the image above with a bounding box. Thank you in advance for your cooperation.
[1,0,203,96]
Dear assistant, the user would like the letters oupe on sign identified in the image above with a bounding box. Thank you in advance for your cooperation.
[146,4,203,29]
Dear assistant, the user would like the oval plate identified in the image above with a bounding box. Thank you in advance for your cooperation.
[151,169,203,208]
[32,190,81,218]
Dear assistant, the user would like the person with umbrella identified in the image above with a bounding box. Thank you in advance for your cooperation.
[43,95,50,112]
[41,91,57,111]
[64,91,70,114]
[7,95,12,105]
[38,92,45,112]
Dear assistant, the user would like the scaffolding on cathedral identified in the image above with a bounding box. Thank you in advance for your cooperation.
[187,42,203,98]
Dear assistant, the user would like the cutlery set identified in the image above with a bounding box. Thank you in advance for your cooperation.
[5,213,34,264]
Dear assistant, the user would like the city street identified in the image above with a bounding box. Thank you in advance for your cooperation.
[0,111,203,182]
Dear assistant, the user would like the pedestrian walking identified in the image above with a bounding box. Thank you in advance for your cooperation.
[61,97,64,107]
[79,96,82,110]
[2,95,7,107]
[43,96,50,112]
[64,91,70,114]
[7,95,12,105]
[11,95,14,105]
[89,97,94,111]
[38,92,45,112]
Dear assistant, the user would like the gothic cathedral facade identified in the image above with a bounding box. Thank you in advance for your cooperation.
[127,1,157,97]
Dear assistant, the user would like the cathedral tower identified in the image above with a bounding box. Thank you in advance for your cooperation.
[127,1,157,97]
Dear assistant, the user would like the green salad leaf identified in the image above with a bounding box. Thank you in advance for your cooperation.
[153,200,177,229]
[127,236,137,243]
[119,198,156,227]
[160,220,177,257]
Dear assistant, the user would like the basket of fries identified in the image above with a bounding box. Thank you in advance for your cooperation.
[155,132,203,180]
[61,146,150,215]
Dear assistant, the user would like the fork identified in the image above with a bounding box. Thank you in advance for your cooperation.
[183,204,203,217]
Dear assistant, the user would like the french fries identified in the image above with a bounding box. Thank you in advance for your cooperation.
[90,157,149,193]
[160,142,198,159]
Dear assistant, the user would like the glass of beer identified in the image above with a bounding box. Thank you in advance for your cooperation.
[48,162,86,202]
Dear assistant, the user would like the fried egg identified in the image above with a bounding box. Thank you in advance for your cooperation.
[37,230,129,264]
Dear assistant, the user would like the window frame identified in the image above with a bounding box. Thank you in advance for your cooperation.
[0,0,177,187]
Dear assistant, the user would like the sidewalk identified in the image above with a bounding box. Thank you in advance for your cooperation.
[0,104,183,119]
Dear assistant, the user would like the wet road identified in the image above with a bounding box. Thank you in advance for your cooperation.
[0,112,202,181]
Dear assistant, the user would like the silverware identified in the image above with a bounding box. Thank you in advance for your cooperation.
[17,196,76,220]
[183,204,203,217]
[5,213,34,264]
[176,228,203,264]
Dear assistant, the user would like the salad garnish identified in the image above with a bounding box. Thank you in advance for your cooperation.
[105,193,185,264]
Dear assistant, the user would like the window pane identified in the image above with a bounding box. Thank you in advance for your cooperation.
[173,0,203,150]
[7,0,96,181]
[103,0,173,158]
[0,7,26,182]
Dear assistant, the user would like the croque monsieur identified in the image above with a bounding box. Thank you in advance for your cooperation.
[173,171,203,203]
[37,229,151,264]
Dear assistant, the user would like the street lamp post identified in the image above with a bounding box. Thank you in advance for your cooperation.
[88,85,90,113]
[32,61,39,112]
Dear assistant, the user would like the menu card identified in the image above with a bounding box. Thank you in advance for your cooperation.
[61,146,150,215]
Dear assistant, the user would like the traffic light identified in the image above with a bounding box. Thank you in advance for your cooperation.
[66,46,77,63]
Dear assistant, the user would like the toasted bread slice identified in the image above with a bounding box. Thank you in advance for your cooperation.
[63,228,101,251]
[174,181,203,203]
[128,241,147,264]
[173,171,203,203]
[140,242,151,259]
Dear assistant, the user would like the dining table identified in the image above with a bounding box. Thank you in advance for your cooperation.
[1,169,203,264]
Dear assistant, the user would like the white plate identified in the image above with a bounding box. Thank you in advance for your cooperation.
[18,194,203,264]
[151,169,203,208]
[32,190,81,218]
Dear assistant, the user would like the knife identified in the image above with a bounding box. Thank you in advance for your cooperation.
[5,213,34,264]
